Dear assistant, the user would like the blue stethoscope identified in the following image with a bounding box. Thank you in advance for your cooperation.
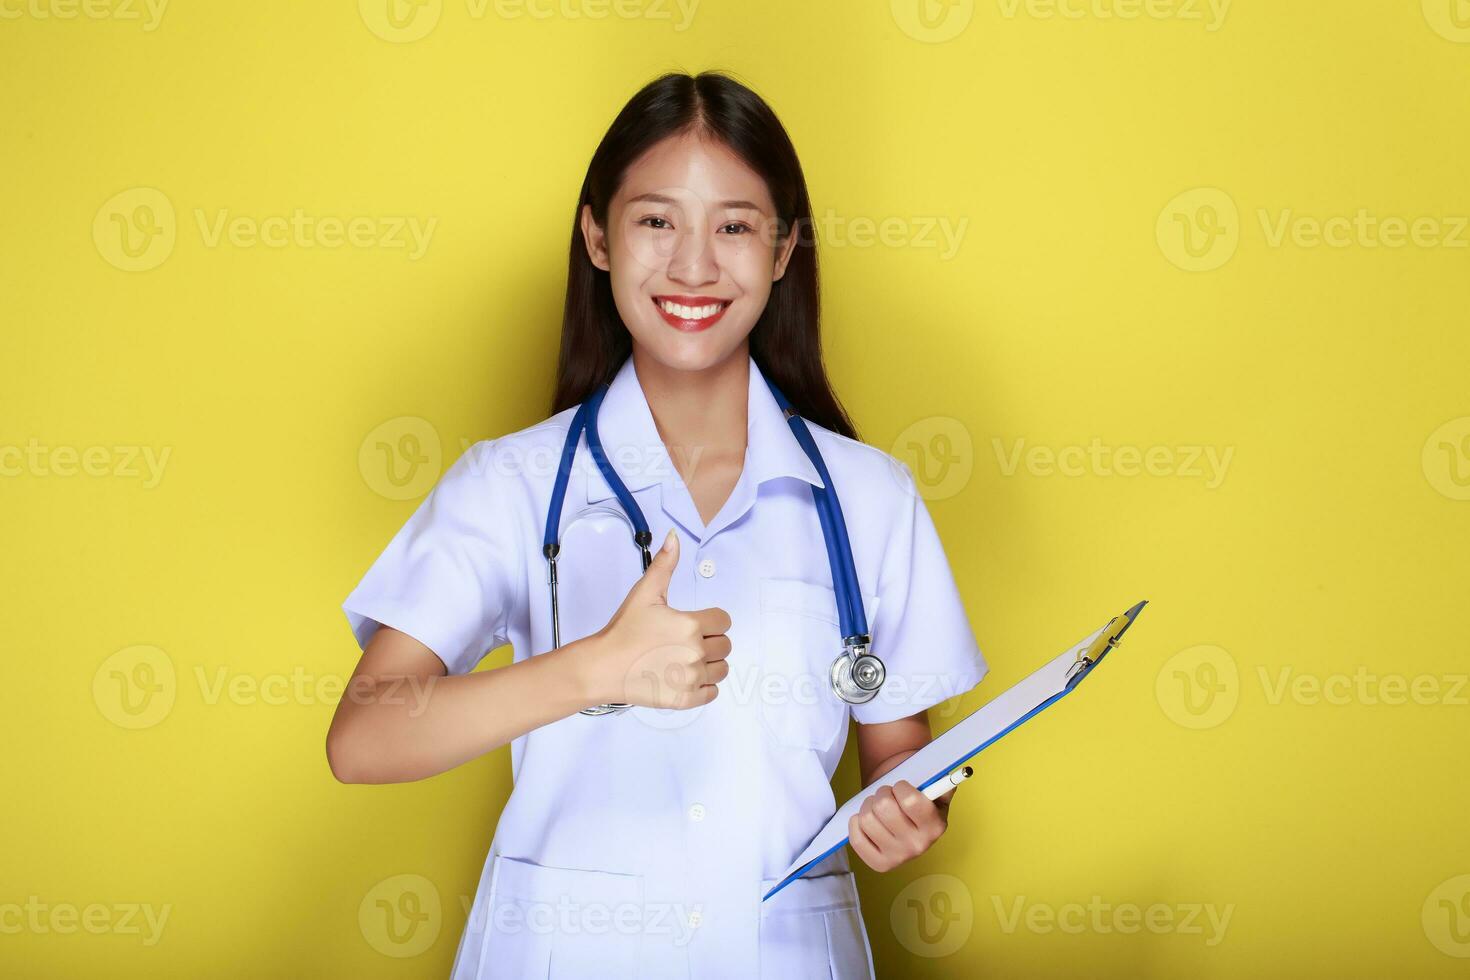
[543,370,886,716]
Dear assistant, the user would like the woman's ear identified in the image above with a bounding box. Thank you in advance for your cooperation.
[580,204,611,271]
[771,218,800,282]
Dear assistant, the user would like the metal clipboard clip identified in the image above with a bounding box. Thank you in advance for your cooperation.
[1064,600,1147,688]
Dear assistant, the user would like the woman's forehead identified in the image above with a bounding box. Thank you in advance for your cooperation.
[616,132,775,213]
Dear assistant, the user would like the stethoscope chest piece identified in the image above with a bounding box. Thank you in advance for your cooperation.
[830,636,885,705]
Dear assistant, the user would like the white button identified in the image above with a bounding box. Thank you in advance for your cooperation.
[688,803,706,822]
[697,558,716,578]
[688,910,703,928]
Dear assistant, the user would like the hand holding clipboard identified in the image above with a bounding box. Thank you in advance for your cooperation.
[763,600,1148,902]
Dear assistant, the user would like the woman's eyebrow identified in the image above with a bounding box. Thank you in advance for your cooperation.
[626,192,679,206]
[625,192,766,212]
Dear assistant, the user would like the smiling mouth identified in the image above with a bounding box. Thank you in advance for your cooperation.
[651,296,732,332]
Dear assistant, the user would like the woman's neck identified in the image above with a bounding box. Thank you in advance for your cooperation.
[631,344,750,516]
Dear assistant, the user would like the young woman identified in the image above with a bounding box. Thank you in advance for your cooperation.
[328,70,988,979]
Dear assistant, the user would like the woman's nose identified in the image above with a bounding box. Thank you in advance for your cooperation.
[665,229,720,286]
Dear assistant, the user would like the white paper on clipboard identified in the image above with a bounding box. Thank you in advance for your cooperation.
[764,602,1145,902]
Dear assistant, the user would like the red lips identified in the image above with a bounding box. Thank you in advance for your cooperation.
[651,295,732,333]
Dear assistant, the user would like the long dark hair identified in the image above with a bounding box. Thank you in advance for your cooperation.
[551,70,859,441]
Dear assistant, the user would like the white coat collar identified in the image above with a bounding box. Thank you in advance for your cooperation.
[583,353,826,508]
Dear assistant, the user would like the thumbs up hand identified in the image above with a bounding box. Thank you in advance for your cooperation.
[573,529,733,711]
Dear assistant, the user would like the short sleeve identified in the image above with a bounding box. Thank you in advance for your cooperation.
[851,460,989,725]
[342,439,527,675]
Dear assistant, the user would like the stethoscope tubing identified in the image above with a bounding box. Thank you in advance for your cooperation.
[583,383,654,569]
[763,377,868,640]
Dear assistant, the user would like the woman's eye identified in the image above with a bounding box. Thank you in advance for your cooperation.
[720,222,753,235]
[639,216,673,230]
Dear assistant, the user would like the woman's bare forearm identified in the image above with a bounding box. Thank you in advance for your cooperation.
[856,710,957,808]
[326,629,602,784]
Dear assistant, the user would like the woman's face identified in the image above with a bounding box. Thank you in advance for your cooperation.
[581,131,798,373]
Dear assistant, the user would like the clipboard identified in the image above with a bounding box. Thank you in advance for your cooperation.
[762,599,1148,902]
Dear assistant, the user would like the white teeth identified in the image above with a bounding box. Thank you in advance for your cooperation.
[659,300,724,319]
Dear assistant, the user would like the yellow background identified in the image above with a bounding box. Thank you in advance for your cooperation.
[3,0,1468,976]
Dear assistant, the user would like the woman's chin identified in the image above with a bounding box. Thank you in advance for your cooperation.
[632,325,751,373]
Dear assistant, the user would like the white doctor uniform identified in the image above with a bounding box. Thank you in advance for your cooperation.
[343,353,989,979]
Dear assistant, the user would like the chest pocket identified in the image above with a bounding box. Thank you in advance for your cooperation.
[758,578,880,753]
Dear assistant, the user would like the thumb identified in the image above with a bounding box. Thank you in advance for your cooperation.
[634,529,679,604]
